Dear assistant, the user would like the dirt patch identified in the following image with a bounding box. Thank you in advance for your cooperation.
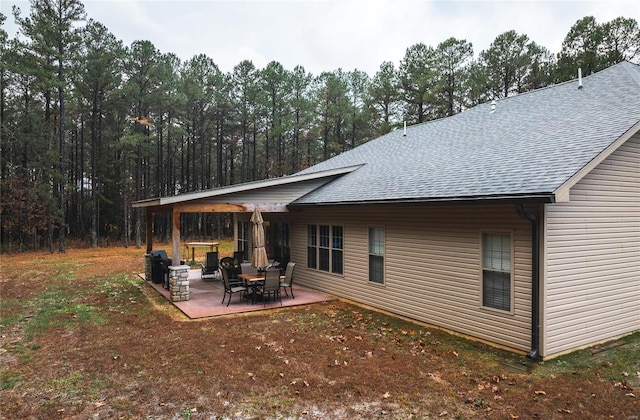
[1,246,638,419]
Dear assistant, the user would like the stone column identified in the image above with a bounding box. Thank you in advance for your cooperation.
[144,253,153,282]
[169,265,190,302]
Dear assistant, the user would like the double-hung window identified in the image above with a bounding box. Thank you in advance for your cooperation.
[368,227,384,284]
[481,232,512,312]
[307,224,343,274]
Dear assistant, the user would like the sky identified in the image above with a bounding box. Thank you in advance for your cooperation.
[2,0,639,76]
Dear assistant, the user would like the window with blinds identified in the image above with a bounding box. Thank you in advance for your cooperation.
[482,232,512,311]
[368,227,384,284]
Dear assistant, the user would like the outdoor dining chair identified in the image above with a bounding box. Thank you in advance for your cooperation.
[221,267,248,306]
[280,262,296,298]
[240,262,257,275]
[255,267,282,306]
[220,257,242,284]
[233,250,245,263]
[200,251,221,281]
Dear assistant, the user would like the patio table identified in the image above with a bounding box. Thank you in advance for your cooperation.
[238,272,263,303]
[184,242,219,263]
[238,272,286,304]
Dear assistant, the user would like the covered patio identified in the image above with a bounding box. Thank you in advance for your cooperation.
[141,269,335,318]
[133,167,358,305]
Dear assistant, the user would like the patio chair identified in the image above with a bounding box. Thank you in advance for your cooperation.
[233,250,245,263]
[220,257,242,284]
[280,262,296,298]
[201,251,221,281]
[221,267,247,306]
[240,262,257,275]
[255,267,282,306]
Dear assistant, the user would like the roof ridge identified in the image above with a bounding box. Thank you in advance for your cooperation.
[619,60,640,87]
[294,61,640,206]
[406,67,590,132]
[460,61,640,112]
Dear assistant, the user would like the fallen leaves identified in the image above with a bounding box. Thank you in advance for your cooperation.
[290,378,310,387]
[427,372,449,386]
[5,246,639,420]
[327,334,347,343]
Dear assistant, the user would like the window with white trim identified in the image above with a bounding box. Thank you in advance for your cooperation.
[307,224,343,274]
[482,232,512,311]
[368,227,384,284]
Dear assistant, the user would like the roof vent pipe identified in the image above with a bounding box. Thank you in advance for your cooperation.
[578,68,583,89]
[490,100,496,113]
[403,121,407,136]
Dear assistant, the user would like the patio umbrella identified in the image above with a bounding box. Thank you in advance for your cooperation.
[251,207,269,269]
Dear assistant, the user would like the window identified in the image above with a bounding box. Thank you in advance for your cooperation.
[307,224,343,274]
[237,221,249,257]
[319,225,330,271]
[482,232,512,311]
[331,226,343,274]
[369,227,384,284]
[307,225,317,269]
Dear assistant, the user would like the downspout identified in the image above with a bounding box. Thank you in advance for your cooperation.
[515,204,540,359]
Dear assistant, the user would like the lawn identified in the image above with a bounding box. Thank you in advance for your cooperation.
[0,244,638,419]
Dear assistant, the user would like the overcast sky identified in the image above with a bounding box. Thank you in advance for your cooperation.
[2,0,639,76]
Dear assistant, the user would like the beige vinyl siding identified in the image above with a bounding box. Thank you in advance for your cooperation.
[543,133,640,357]
[289,204,534,352]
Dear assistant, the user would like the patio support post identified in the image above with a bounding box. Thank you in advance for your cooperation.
[144,208,153,282]
[164,207,190,301]
[145,208,153,253]
[168,265,190,301]
[144,252,153,283]
[171,207,181,266]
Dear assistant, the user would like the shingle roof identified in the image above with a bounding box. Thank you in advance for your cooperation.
[293,61,640,205]
[132,165,361,208]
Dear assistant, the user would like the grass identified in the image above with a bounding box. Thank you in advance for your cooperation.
[0,244,638,419]
[536,333,640,387]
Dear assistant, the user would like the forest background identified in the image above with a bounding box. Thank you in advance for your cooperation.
[1,0,639,253]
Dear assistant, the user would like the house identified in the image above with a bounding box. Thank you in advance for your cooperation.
[134,61,640,360]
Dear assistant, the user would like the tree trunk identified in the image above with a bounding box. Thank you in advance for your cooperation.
[57,59,66,253]
[90,95,99,247]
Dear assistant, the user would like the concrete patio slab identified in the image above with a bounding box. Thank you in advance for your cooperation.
[140,269,335,318]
